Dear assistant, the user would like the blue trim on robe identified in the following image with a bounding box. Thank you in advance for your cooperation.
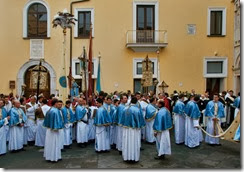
[173,100,185,116]
[119,104,145,129]
[184,101,201,119]
[61,107,76,124]
[114,104,126,125]
[145,104,157,120]
[0,119,6,128]
[9,107,27,126]
[94,106,112,126]
[234,125,240,141]
[103,104,116,121]
[0,107,8,119]
[153,107,172,132]
[233,96,240,108]
[205,101,225,118]
[43,107,64,130]
[75,105,87,121]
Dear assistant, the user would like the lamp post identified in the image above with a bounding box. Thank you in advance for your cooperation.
[53,9,77,102]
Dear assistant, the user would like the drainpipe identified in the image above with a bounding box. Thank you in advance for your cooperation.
[69,0,89,94]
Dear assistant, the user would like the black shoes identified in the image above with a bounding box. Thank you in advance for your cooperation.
[154,155,165,160]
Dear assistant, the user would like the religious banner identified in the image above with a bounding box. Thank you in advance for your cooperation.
[29,66,48,90]
[142,55,153,87]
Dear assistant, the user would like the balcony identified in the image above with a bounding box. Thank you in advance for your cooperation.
[126,30,168,52]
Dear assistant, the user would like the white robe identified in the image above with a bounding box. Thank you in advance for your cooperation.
[88,106,97,141]
[155,130,171,156]
[185,116,202,148]
[139,101,148,140]
[174,114,185,144]
[110,125,117,145]
[35,119,46,147]
[23,125,28,145]
[43,128,61,162]
[8,126,24,151]
[145,119,156,143]
[59,129,64,149]
[122,127,141,161]
[77,121,88,143]
[116,126,123,151]
[205,117,221,144]
[95,126,110,151]
[0,118,8,155]
[26,103,37,141]
[64,123,72,146]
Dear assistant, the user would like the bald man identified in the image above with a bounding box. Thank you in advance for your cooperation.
[8,100,27,152]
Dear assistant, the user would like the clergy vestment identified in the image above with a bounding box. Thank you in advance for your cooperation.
[75,105,89,144]
[8,107,27,151]
[43,107,64,162]
[153,107,172,157]
[204,101,225,145]
[61,106,75,146]
[184,101,203,148]
[136,101,147,140]
[94,106,112,152]
[4,101,11,142]
[233,97,240,141]
[173,100,185,144]
[104,103,116,145]
[35,105,50,147]
[119,104,145,162]
[114,103,126,151]
[26,102,38,142]
[145,103,157,143]
[0,108,8,155]
[88,106,97,141]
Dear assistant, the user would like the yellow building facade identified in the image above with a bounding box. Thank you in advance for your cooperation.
[0,0,236,98]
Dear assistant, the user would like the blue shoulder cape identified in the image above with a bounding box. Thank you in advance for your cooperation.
[61,107,76,124]
[9,107,27,126]
[145,104,157,121]
[184,101,201,119]
[233,96,240,109]
[114,104,126,125]
[43,107,64,130]
[205,101,225,118]
[75,105,87,121]
[0,107,8,119]
[173,100,185,115]
[94,106,112,126]
[119,104,145,129]
[153,107,172,132]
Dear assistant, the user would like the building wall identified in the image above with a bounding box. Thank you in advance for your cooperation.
[0,0,234,96]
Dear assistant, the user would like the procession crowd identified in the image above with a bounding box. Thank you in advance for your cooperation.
[0,89,240,163]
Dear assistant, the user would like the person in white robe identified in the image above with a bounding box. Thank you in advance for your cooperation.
[0,99,10,155]
[26,96,38,145]
[75,98,89,147]
[153,100,172,160]
[8,100,27,152]
[61,100,76,148]
[119,96,145,162]
[35,99,50,147]
[94,98,112,152]
[4,96,12,143]
[184,95,202,148]
[57,100,65,150]
[114,94,128,154]
[88,105,97,142]
[43,99,64,162]
[145,97,157,144]
[204,93,225,145]
[172,94,186,144]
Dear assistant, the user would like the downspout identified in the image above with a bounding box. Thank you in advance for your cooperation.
[69,0,89,94]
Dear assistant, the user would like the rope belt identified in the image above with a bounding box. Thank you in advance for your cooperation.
[199,111,240,139]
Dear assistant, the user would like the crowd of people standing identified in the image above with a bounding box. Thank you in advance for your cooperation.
[0,89,240,163]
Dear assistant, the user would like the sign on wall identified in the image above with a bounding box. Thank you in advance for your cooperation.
[30,39,44,59]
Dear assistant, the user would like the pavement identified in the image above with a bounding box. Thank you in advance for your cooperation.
[0,130,241,169]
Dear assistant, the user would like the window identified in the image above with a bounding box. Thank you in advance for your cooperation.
[207,61,223,74]
[78,11,91,37]
[72,58,97,79]
[203,57,227,78]
[207,7,226,36]
[74,8,94,38]
[27,3,47,38]
[23,0,50,38]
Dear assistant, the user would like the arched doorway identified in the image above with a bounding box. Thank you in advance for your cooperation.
[24,65,50,98]
[17,60,56,97]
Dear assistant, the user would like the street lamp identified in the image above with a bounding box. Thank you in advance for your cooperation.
[52,9,77,102]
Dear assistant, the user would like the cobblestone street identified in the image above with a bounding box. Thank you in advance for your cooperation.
[0,130,241,169]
